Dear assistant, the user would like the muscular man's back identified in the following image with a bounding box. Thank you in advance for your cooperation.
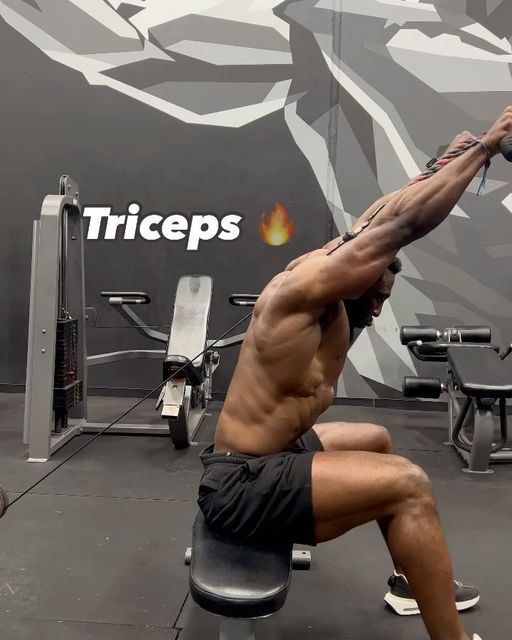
[214,267,350,455]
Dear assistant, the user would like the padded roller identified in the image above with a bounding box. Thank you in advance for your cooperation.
[403,376,442,399]
[443,326,491,343]
[400,326,438,345]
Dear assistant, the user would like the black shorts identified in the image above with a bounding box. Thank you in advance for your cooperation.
[197,429,324,546]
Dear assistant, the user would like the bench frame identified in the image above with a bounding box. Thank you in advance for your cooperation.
[401,327,512,474]
[446,357,511,474]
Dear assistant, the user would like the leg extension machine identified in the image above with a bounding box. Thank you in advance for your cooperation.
[401,325,512,473]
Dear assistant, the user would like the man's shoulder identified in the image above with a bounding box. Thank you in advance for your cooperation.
[256,267,333,323]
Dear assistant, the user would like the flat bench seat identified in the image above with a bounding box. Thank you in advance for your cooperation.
[189,513,293,619]
[448,347,512,398]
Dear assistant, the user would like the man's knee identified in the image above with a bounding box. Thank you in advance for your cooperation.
[316,421,394,453]
[368,423,394,454]
[394,458,434,503]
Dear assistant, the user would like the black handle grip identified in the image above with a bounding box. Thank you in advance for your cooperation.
[500,135,512,162]
[229,294,259,307]
[409,342,449,362]
[100,291,151,305]
[409,340,497,362]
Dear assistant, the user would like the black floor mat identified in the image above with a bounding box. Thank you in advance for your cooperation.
[1,393,510,640]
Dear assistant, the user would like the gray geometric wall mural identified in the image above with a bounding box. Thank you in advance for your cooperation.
[1,0,512,398]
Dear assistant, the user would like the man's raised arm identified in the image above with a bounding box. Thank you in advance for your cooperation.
[281,108,512,308]
[321,130,481,254]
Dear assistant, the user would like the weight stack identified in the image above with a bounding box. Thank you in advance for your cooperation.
[53,318,83,432]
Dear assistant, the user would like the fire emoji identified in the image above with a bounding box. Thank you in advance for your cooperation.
[259,202,296,246]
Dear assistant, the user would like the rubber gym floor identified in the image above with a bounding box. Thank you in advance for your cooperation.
[1,393,511,640]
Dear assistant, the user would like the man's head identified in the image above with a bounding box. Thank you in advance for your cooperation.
[345,256,402,330]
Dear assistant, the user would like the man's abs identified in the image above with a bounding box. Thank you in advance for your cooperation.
[214,384,335,455]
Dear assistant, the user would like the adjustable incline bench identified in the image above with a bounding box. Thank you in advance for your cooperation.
[96,275,214,449]
[186,513,311,640]
[402,325,512,473]
[157,275,214,448]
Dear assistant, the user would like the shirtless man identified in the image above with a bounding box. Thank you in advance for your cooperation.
[198,108,512,640]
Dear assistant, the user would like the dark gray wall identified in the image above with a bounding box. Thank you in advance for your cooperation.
[1,1,512,399]
[0,15,330,394]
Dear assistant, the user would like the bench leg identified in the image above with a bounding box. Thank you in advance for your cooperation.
[465,405,494,474]
[219,618,255,640]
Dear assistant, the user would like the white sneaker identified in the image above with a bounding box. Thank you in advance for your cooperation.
[385,574,480,615]
[473,635,483,640]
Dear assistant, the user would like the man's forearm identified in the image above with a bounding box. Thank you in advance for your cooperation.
[292,133,487,266]
[322,132,485,251]
[387,142,487,243]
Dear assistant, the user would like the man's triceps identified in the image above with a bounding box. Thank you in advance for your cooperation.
[304,228,402,304]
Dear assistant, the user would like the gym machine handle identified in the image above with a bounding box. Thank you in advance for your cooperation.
[500,135,512,162]
[229,294,259,307]
[400,326,438,344]
[408,342,449,362]
[408,341,498,362]
[100,291,151,305]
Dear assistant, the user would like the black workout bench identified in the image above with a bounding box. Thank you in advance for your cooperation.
[186,513,311,640]
[446,346,512,472]
[402,325,512,473]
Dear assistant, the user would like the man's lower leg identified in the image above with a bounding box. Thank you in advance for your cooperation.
[380,496,469,640]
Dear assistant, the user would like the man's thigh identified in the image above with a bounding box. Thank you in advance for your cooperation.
[311,450,428,543]
[312,421,393,454]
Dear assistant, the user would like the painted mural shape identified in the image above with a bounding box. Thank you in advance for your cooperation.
[1,0,512,397]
